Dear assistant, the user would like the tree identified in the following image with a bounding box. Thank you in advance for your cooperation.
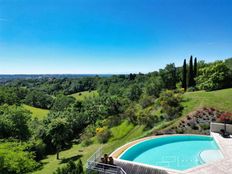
[103,95,124,115]
[0,141,38,174]
[196,61,231,91]
[46,117,72,160]
[188,56,194,87]
[128,73,136,80]
[82,97,107,124]
[0,105,31,140]
[158,90,183,120]
[193,57,197,86]
[145,76,164,97]
[128,84,142,101]
[52,95,76,112]
[225,57,232,70]
[182,59,187,91]
[194,57,197,77]
[0,87,24,106]
[24,90,53,109]
[159,63,177,89]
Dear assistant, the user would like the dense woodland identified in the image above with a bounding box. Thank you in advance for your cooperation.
[0,57,232,174]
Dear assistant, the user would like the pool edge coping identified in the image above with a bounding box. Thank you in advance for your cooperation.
[110,134,224,174]
[110,134,210,158]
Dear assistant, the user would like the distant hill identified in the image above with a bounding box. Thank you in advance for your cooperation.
[0,74,113,83]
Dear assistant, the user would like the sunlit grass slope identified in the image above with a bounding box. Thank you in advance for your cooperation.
[23,104,49,119]
[182,88,232,116]
[70,90,98,101]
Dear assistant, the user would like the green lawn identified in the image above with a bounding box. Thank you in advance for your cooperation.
[182,88,232,115]
[33,121,145,174]
[70,90,98,101]
[23,104,49,120]
[110,121,134,141]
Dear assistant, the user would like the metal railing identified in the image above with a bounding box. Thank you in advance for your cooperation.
[86,147,127,174]
[88,147,102,162]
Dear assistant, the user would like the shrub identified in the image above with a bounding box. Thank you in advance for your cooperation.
[105,116,121,127]
[187,87,195,92]
[200,123,210,130]
[82,124,96,138]
[80,125,95,147]
[28,139,46,161]
[176,128,184,134]
[191,124,199,130]
[96,127,112,144]
[81,139,93,147]
[219,112,232,124]
[137,110,158,128]
[139,95,154,108]
[124,105,137,124]
[53,160,84,174]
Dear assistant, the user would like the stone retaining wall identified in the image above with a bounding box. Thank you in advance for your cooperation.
[211,122,232,134]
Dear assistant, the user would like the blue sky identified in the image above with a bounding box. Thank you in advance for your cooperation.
[0,0,232,74]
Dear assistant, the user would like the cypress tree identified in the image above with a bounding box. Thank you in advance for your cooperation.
[188,55,194,87]
[193,57,197,86]
[173,66,177,89]
[182,59,187,91]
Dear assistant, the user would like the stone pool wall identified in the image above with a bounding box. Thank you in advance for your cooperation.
[114,158,171,174]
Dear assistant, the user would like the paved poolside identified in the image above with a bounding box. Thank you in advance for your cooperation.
[185,132,232,174]
[111,133,232,174]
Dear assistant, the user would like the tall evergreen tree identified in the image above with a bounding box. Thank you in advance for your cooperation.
[173,66,177,89]
[182,59,187,91]
[188,55,194,87]
[193,57,197,86]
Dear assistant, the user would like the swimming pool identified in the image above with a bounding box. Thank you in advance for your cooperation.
[119,135,223,171]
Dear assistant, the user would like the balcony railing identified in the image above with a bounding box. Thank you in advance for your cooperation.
[86,147,127,174]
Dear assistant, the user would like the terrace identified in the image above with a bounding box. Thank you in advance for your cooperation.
[86,122,232,174]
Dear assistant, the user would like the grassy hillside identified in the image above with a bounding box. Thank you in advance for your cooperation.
[23,104,49,119]
[33,88,232,174]
[33,121,145,174]
[70,90,98,101]
[182,88,232,116]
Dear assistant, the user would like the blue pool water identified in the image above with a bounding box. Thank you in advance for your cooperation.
[119,135,221,171]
